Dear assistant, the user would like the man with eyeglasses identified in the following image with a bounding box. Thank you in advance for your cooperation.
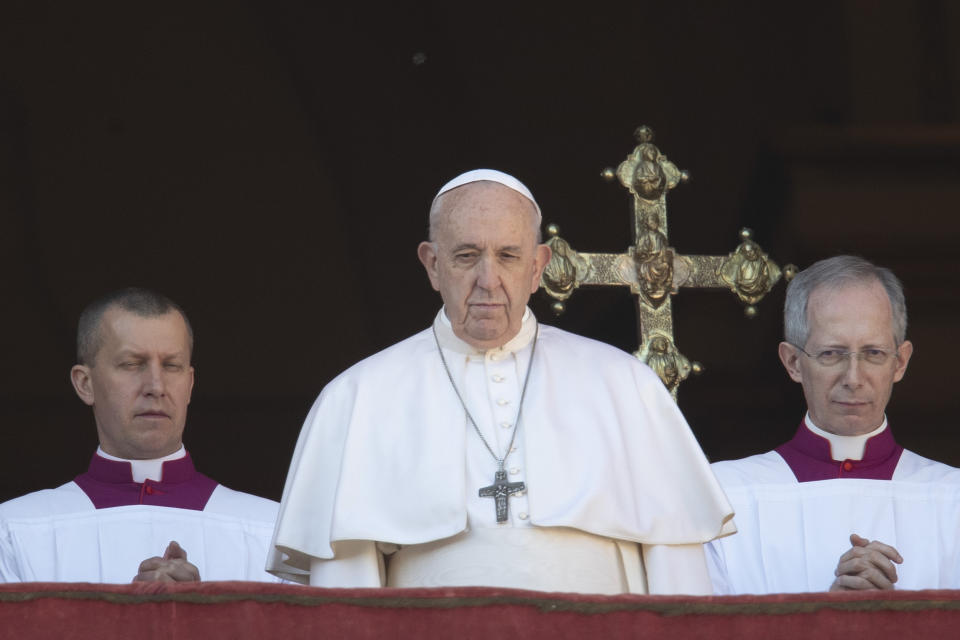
[706,255,960,594]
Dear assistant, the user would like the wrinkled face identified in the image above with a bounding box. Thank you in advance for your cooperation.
[778,280,912,436]
[71,308,194,459]
[418,182,551,350]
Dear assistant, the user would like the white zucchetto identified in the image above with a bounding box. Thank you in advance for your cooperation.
[432,169,541,221]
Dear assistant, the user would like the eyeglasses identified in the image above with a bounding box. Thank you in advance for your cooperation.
[791,344,899,367]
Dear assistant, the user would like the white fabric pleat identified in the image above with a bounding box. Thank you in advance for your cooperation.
[708,450,960,594]
[0,483,281,583]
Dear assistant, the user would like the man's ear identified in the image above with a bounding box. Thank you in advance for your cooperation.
[778,342,804,383]
[186,366,196,405]
[71,365,96,406]
[417,241,441,292]
[893,340,913,383]
[529,243,552,293]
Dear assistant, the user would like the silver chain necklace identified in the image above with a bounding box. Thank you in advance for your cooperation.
[432,324,538,523]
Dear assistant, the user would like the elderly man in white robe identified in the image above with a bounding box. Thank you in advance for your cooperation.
[268,169,735,594]
[707,255,960,594]
[0,288,281,583]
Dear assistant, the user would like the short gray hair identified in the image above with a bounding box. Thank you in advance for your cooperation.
[77,287,194,365]
[784,255,907,347]
[428,181,542,243]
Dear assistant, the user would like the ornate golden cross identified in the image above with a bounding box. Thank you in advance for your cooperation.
[540,126,795,398]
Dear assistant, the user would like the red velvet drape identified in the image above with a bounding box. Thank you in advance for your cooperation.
[3,582,960,639]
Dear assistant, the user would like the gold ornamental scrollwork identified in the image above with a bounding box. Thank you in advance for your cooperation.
[616,126,684,201]
[617,127,683,309]
[541,228,584,300]
[631,212,675,308]
[718,229,783,315]
[637,332,692,393]
[539,125,795,398]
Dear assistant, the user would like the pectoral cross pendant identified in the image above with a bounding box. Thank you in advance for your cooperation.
[479,469,525,523]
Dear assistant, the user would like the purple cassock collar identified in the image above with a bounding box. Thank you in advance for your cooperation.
[775,421,904,482]
[73,451,218,510]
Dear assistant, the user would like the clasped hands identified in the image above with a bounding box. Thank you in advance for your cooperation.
[830,533,903,591]
[133,540,201,583]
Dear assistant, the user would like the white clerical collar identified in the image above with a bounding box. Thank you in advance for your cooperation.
[434,306,537,356]
[804,413,888,461]
[96,445,187,483]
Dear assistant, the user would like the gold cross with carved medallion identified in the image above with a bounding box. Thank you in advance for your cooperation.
[540,126,796,399]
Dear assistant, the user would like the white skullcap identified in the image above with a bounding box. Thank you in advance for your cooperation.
[432,168,542,221]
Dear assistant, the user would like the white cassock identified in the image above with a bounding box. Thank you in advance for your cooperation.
[0,449,284,583]
[268,308,735,594]
[707,418,960,594]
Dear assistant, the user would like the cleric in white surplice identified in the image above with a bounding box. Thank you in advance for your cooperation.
[0,289,281,583]
[707,256,960,594]
[268,169,735,594]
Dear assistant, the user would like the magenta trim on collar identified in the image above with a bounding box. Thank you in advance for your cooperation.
[73,451,218,510]
[774,422,904,482]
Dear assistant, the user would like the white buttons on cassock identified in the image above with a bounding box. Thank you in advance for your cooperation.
[500,421,511,429]
[491,374,505,383]
[496,399,509,406]
[509,467,520,475]
[518,512,529,520]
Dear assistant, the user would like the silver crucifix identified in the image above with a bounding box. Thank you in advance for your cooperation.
[479,469,525,523]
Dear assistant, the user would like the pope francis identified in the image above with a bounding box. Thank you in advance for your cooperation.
[268,169,735,594]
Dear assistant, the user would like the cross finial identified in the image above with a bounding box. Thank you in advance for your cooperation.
[540,126,795,397]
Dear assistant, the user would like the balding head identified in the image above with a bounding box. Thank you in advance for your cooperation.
[428,169,542,242]
[429,180,541,242]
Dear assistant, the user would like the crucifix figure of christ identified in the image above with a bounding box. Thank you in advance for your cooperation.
[540,126,796,399]
[479,469,526,523]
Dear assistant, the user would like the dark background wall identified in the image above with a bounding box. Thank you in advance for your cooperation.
[1,1,958,503]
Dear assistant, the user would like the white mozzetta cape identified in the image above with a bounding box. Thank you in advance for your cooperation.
[707,449,960,594]
[269,312,735,582]
[0,482,282,583]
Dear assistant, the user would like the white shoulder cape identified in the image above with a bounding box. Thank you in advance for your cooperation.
[707,448,960,593]
[269,323,734,578]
